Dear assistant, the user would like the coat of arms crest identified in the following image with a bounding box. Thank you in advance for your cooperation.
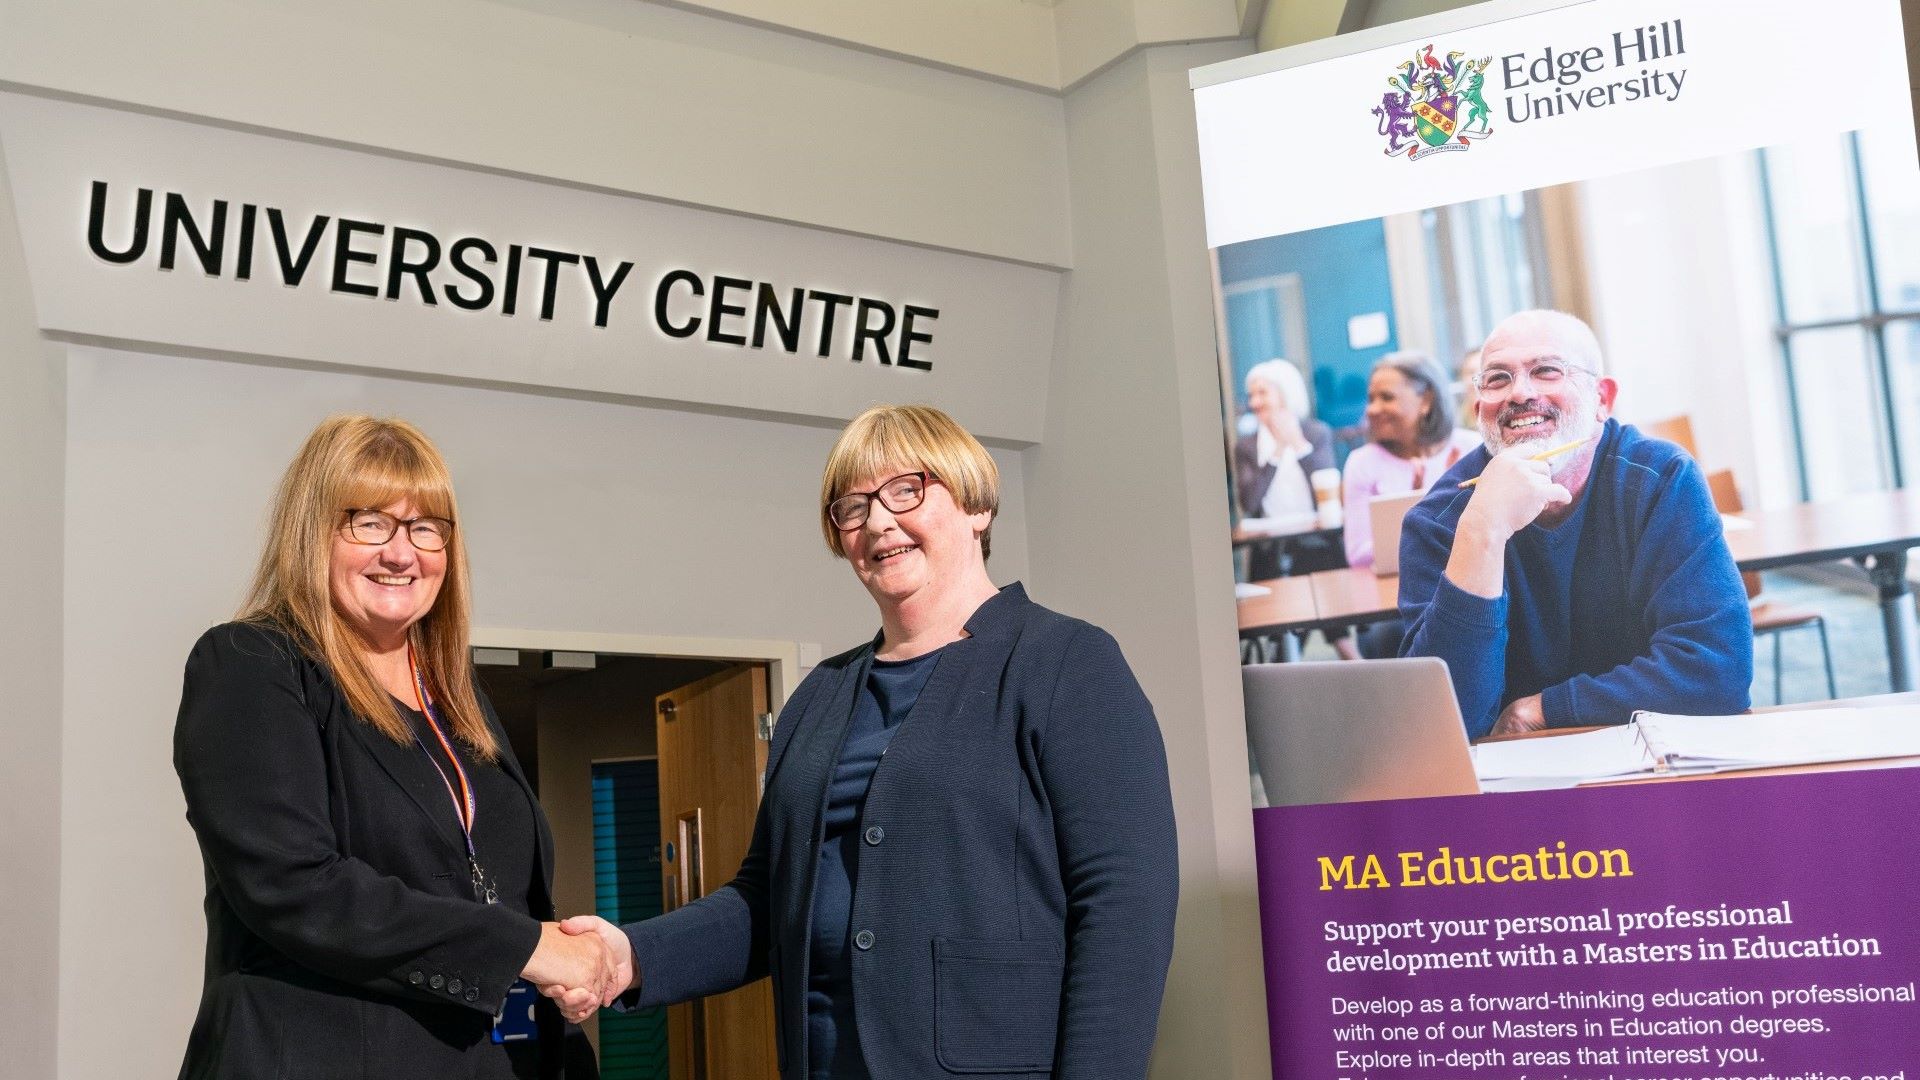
[1372,44,1494,160]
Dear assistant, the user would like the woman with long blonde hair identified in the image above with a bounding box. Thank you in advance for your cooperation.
[173,415,614,1079]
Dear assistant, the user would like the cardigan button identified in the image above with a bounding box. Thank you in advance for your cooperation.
[430,974,445,990]
[408,971,425,986]
[465,987,480,1002]
[448,978,464,994]
[853,930,875,951]
[863,825,884,846]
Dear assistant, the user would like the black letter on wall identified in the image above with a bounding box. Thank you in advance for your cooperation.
[87,181,151,264]
[808,290,854,358]
[706,276,750,346]
[386,227,442,304]
[851,298,897,364]
[159,193,228,275]
[584,256,633,329]
[655,270,705,338]
[268,209,331,286]
[234,204,258,281]
[445,237,499,311]
[899,305,938,371]
[753,284,804,352]
[331,219,385,297]
[524,247,580,321]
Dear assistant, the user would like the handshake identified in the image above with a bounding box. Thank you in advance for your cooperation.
[520,915,634,1024]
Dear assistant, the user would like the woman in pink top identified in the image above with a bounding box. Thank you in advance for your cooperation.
[1342,352,1484,569]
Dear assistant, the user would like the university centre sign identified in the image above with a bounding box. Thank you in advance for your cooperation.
[2,93,1058,442]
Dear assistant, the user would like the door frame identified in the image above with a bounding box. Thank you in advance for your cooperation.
[471,626,803,708]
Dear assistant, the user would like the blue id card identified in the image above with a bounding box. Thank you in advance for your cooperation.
[491,980,540,1043]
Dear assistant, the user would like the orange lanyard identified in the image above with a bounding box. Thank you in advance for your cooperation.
[408,643,476,852]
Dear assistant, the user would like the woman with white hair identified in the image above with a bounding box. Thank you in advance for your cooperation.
[1233,359,1341,578]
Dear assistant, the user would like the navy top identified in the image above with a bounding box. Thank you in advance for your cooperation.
[806,647,942,1080]
[1398,419,1753,738]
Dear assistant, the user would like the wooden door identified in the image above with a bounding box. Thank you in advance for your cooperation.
[656,664,776,1080]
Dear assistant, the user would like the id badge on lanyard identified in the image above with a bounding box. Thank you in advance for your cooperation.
[493,981,540,1042]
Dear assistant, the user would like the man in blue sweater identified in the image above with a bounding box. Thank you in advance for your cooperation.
[1399,309,1752,740]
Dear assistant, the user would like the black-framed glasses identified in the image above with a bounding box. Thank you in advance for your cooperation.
[339,508,455,552]
[1472,360,1592,399]
[828,472,930,531]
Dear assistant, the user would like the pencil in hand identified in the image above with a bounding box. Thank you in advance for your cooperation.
[1459,436,1594,489]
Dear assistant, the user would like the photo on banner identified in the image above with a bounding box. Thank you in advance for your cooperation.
[1191,0,1920,1074]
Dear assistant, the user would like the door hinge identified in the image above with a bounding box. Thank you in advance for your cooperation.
[756,712,775,741]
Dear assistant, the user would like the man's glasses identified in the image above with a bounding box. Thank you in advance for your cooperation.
[1472,360,1591,400]
[339,508,455,552]
[828,472,930,531]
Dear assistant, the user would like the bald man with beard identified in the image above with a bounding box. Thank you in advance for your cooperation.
[1397,310,1753,740]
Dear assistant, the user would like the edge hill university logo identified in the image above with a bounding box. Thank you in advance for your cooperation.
[1372,43,1494,160]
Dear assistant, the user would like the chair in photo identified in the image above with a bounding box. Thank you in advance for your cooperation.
[1646,413,1700,458]
[1706,468,1836,704]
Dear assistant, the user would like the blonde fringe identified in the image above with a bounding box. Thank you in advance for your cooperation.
[240,415,498,761]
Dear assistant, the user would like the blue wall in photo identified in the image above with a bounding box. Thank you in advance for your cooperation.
[1217,218,1397,431]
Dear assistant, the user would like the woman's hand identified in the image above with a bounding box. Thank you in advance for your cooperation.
[1264,408,1307,455]
[533,916,636,1023]
[522,922,622,1014]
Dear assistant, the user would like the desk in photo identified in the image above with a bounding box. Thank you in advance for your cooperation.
[1232,522,1343,578]
[1722,488,1920,693]
[1238,489,1920,692]
[1234,577,1318,661]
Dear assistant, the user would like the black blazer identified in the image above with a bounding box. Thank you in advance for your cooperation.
[172,621,592,1080]
[619,584,1179,1080]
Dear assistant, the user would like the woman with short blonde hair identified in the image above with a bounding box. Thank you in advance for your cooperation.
[560,403,1180,1080]
[818,402,1001,559]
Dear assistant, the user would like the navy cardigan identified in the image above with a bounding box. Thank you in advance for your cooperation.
[620,583,1179,1079]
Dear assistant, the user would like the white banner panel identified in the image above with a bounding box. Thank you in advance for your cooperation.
[0,93,1059,443]
[1194,0,1916,247]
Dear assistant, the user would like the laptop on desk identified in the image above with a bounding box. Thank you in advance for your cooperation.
[1244,657,1480,806]
[1368,489,1426,577]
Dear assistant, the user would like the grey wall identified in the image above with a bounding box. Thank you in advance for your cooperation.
[1034,40,1271,1080]
[0,130,64,1080]
[0,0,1072,268]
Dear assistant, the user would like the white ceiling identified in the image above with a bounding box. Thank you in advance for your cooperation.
[653,0,1261,91]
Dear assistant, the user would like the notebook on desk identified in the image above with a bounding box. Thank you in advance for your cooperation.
[1471,705,1920,791]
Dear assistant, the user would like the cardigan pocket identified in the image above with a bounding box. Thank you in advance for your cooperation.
[933,937,1063,1074]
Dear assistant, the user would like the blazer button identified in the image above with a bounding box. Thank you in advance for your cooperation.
[853,930,874,951]
[863,825,884,846]
[430,974,445,990]
[408,971,425,986]
[448,978,464,994]
[465,987,480,1002]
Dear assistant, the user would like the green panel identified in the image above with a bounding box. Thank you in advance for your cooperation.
[592,761,668,1080]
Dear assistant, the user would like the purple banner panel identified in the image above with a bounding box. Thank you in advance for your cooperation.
[1256,768,1920,1080]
